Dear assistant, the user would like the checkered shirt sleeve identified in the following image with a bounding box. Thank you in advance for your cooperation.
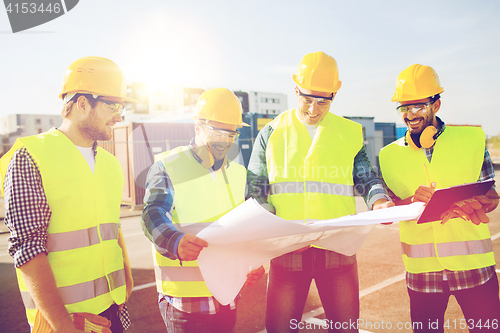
[4,147,51,268]
[140,160,184,259]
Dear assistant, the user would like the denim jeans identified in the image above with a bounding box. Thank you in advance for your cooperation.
[266,256,359,333]
[159,298,237,333]
[408,273,500,333]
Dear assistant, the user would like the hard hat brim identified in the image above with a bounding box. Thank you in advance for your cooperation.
[391,88,444,102]
[59,90,138,103]
[193,114,250,127]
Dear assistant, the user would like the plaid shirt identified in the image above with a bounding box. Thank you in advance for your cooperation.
[3,144,131,328]
[141,145,240,314]
[4,148,51,268]
[246,116,391,271]
[385,118,497,293]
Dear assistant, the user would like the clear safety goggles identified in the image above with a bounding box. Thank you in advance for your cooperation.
[199,122,240,140]
[96,98,125,116]
[396,102,432,117]
[63,93,125,116]
[298,90,334,107]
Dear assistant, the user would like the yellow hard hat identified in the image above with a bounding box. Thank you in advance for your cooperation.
[392,64,444,102]
[59,56,137,102]
[194,88,250,127]
[292,51,342,93]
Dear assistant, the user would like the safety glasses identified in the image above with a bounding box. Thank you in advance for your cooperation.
[96,98,125,115]
[298,90,334,107]
[396,102,432,117]
[199,122,240,140]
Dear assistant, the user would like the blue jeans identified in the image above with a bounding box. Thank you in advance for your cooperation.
[159,298,237,333]
[408,273,500,333]
[266,256,359,333]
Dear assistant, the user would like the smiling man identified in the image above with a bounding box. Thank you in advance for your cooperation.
[247,51,393,333]
[379,64,500,333]
[141,88,265,332]
[0,56,135,332]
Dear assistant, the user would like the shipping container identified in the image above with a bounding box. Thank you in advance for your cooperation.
[375,122,397,146]
[396,125,407,140]
[238,113,276,167]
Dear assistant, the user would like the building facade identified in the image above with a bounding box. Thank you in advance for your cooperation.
[124,84,289,123]
[247,91,288,115]
[1,114,61,154]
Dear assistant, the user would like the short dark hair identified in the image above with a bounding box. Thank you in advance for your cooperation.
[61,93,99,117]
[430,94,441,103]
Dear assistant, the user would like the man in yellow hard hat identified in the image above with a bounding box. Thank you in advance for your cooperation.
[141,88,265,332]
[247,51,394,332]
[0,56,135,332]
[379,64,500,332]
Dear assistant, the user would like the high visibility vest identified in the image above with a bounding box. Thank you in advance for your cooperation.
[153,146,246,297]
[267,110,363,222]
[0,129,126,326]
[379,126,494,273]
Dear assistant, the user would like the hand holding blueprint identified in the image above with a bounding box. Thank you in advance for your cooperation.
[197,199,424,305]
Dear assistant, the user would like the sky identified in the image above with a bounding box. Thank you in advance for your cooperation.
[1,0,499,136]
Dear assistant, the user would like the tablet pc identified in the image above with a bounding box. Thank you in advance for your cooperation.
[417,179,495,224]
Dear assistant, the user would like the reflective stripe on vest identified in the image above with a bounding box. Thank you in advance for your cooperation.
[20,269,125,309]
[266,110,362,222]
[153,146,246,297]
[402,239,493,258]
[46,223,118,252]
[379,126,495,273]
[270,181,354,196]
[0,129,126,325]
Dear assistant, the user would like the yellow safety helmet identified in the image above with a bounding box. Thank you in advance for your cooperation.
[194,88,250,127]
[392,64,444,102]
[292,51,342,93]
[59,56,137,102]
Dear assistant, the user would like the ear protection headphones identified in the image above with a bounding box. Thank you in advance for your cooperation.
[190,144,228,170]
[404,125,444,149]
[192,144,215,169]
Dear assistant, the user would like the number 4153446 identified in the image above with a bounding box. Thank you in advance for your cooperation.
[6,2,62,14]
[443,319,498,330]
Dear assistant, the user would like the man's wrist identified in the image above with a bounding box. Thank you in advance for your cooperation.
[172,233,185,259]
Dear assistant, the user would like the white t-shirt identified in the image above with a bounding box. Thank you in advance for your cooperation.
[295,109,319,139]
[76,145,95,173]
[304,123,318,140]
